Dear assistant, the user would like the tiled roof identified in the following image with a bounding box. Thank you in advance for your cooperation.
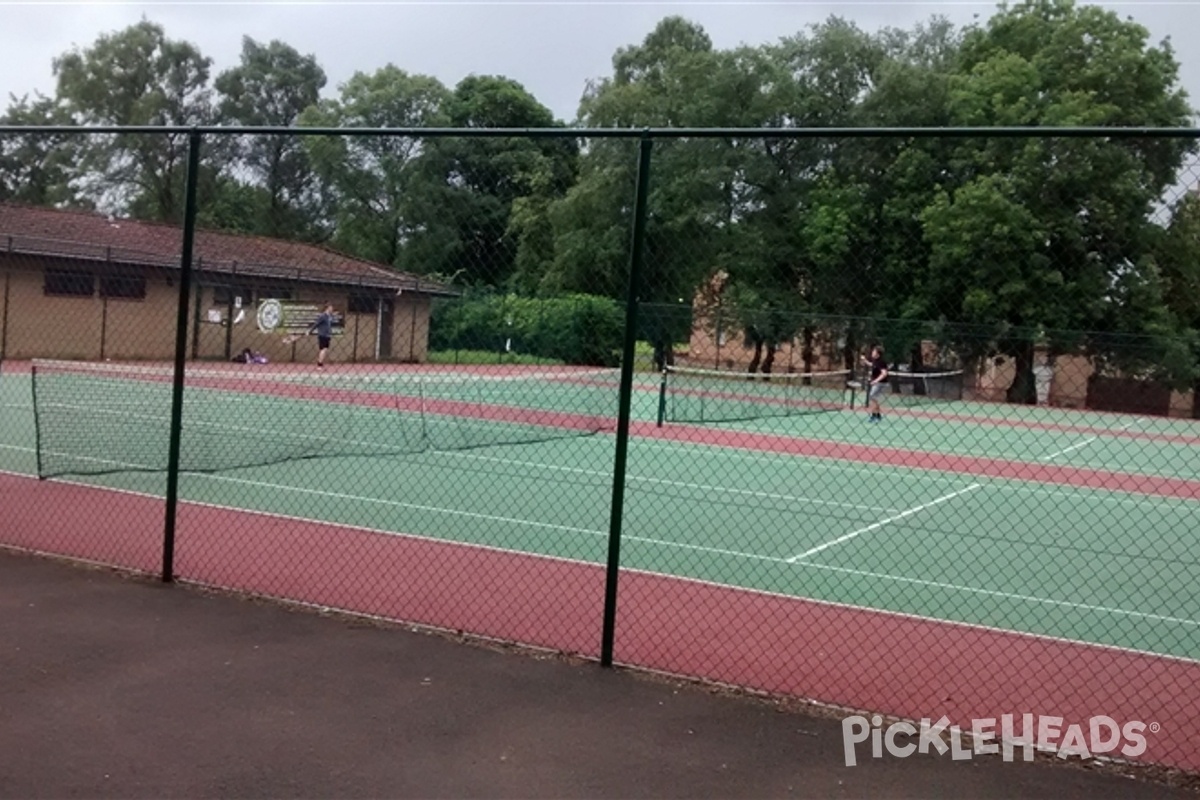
[0,203,456,296]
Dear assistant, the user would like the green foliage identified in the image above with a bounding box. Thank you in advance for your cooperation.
[919,0,1196,397]
[430,293,623,366]
[52,20,215,221]
[214,37,328,239]
[413,75,578,287]
[299,66,453,267]
[425,350,564,366]
[0,94,78,206]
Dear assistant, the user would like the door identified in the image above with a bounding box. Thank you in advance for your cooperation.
[377,298,394,360]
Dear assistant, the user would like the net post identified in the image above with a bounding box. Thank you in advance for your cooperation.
[601,134,653,668]
[31,362,44,480]
[656,369,667,428]
[161,129,203,585]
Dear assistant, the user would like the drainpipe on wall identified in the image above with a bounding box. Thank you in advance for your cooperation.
[100,246,110,361]
[409,292,417,362]
[0,269,10,360]
[100,296,108,361]
[374,300,383,362]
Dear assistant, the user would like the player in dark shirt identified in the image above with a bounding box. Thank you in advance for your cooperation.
[860,345,889,422]
[307,303,335,369]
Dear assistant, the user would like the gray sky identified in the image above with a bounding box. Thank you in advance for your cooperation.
[2,1,1198,125]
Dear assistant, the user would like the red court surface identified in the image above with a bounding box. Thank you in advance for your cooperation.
[4,469,1197,774]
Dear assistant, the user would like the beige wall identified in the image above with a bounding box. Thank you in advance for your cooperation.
[1170,390,1193,417]
[0,258,176,360]
[191,288,430,364]
[1048,354,1093,409]
[393,294,431,363]
[191,285,383,364]
[0,255,437,365]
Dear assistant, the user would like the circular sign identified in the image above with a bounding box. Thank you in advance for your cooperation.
[256,299,284,333]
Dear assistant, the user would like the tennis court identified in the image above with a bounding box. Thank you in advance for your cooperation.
[2,359,1199,769]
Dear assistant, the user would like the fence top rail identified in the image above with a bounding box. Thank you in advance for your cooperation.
[2,125,1200,139]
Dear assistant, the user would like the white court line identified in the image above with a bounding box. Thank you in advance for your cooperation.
[2,466,1195,633]
[1041,420,1139,461]
[788,484,983,563]
[0,431,900,517]
[435,445,1200,509]
[3,440,1198,513]
[4,465,1196,668]
[428,450,901,514]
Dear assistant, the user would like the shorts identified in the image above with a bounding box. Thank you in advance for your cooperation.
[867,382,888,403]
[318,336,332,350]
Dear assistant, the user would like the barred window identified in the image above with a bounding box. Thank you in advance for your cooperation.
[348,294,379,314]
[99,275,147,300]
[44,270,94,297]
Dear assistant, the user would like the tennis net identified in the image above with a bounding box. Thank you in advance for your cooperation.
[885,370,965,405]
[661,365,852,424]
[31,360,620,478]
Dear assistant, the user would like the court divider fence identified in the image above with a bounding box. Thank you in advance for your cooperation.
[1,124,1199,780]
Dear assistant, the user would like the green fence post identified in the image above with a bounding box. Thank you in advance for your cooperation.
[162,129,203,584]
[601,134,653,668]
[656,370,668,428]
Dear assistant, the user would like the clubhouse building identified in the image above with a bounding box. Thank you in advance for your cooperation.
[0,203,457,364]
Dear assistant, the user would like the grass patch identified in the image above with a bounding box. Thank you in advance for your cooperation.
[426,343,683,371]
[426,349,565,366]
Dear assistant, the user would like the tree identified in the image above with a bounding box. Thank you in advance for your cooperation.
[550,17,747,368]
[214,37,327,238]
[413,75,577,288]
[299,66,451,268]
[913,0,1194,402]
[0,94,78,206]
[52,20,215,222]
[1152,192,1200,413]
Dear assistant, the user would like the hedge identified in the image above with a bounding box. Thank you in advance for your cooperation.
[430,293,624,367]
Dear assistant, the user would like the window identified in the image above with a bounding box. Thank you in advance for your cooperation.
[348,293,379,314]
[100,275,147,300]
[44,270,94,297]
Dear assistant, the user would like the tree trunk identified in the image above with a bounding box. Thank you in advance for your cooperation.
[1005,340,1039,405]
[651,337,676,372]
[1193,377,1200,420]
[910,342,926,394]
[843,328,858,373]
[801,326,815,375]
[747,336,763,376]
[761,342,777,376]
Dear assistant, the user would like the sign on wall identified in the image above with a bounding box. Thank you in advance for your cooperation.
[256,299,345,338]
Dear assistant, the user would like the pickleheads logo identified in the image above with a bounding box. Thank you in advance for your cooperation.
[842,714,1155,766]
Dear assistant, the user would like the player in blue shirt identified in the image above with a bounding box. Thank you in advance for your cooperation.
[307,303,335,369]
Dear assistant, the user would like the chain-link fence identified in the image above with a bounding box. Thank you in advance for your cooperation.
[1,126,1198,777]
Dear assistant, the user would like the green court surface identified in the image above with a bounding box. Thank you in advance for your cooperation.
[1,367,1198,661]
